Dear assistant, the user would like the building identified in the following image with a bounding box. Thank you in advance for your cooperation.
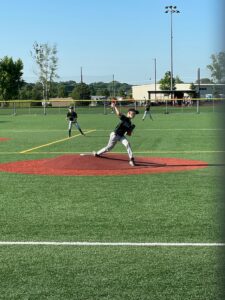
[132,83,225,101]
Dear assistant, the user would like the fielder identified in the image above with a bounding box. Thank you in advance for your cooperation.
[93,102,139,166]
[66,106,85,137]
[142,101,153,121]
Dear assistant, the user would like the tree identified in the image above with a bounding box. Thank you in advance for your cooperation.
[31,41,59,100]
[0,56,23,100]
[19,83,34,99]
[31,83,43,101]
[118,87,126,97]
[189,83,196,97]
[71,82,91,105]
[175,76,184,83]
[159,71,176,91]
[207,51,225,83]
[57,83,68,98]
[101,88,110,97]
[195,78,213,84]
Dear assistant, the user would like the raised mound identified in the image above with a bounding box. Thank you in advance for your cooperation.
[0,138,10,141]
[0,154,208,176]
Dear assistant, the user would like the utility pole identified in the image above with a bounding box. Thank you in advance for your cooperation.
[197,67,200,113]
[112,74,115,97]
[80,66,83,83]
[154,58,157,100]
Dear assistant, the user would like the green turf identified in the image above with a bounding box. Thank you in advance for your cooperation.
[0,110,224,299]
[0,247,223,300]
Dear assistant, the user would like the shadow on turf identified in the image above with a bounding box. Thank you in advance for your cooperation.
[97,155,166,167]
[96,156,225,168]
[166,163,225,167]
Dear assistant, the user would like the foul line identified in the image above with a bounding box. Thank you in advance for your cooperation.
[0,241,224,247]
[19,130,96,154]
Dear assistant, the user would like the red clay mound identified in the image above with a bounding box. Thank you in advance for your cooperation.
[0,154,208,176]
[0,138,10,141]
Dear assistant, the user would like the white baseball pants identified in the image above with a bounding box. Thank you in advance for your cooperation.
[97,132,133,159]
[68,120,82,131]
[142,110,153,120]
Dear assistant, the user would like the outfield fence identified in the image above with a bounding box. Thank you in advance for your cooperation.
[0,98,224,116]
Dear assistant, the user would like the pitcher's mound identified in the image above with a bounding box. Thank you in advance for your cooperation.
[0,154,208,176]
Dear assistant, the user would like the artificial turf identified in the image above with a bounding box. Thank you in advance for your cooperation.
[0,108,224,299]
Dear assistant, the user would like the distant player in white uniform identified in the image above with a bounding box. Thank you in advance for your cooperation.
[66,106,85,137]
[142,101,153,121]
[93,102,139,166]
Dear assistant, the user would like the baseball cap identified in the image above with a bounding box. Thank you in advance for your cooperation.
[69,106,74,109]
[128,108,139,114]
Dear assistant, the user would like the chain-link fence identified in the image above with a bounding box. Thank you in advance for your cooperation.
[0,98,224,116]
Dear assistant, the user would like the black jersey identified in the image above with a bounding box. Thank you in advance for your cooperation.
[114,115,135,137]
[67,111,77,121]
[145,103,150,111]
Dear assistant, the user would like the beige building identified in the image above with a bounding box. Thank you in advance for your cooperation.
[132,83,224,101]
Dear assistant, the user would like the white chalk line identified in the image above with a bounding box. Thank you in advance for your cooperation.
[0,241,224,247]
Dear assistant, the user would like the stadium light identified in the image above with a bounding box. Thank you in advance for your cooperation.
[164,5,180,95]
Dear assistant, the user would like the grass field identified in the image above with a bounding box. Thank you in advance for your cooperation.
[0,107,224,299]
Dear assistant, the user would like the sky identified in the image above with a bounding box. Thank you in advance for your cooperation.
[0,0,223,85]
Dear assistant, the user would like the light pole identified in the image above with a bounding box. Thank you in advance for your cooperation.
[165,6,180,95]
[154,58,157,100]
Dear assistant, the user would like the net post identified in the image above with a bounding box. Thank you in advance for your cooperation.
[43,100,47,115]
[196,98,200,114]
[13,102,16,116]
[103,100,107,115]
[165,99,168,114]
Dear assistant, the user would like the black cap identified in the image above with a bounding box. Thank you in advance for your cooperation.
[69,106,74,109]
[128,108,139,114]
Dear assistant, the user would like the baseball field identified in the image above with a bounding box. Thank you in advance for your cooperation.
[0,104,224,299]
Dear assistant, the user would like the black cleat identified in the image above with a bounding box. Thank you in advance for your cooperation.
[129,158,135,167]
[93,151,100,157]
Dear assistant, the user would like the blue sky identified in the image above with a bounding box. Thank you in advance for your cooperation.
[0,0,223,84]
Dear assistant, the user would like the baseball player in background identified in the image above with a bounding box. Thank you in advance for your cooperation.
[142,101,153,121]
[66,106,85,137]
[93,102,139,166]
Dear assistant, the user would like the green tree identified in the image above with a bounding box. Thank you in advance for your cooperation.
[195,78,213,84]
[0,56,23,100]
[19,83,34,99]
[189,83,196,97]
[57,83,68,97]
[31,41,59,100]
[31,83,43,101]
[207,51,225,83]
[159,71,176,91]
[71,82,91,105]
[88,81,132,98]
[101,88,110,97]
[89,84,97,96]
[118,87,126,97]
[175,76,184,83]
[64,81,76,96]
